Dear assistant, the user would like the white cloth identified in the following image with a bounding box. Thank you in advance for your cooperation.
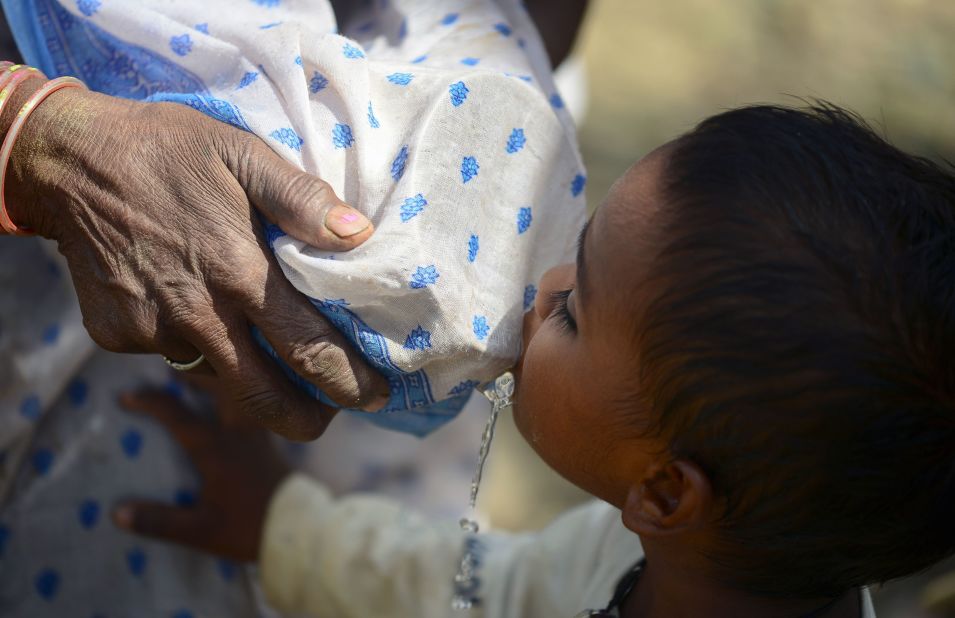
[6,0,586,435]
[261,474,879,618]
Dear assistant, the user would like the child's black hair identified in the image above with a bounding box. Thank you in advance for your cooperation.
[638,103,955,598]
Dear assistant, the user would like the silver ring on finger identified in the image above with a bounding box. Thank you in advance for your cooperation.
[163,353,206,372]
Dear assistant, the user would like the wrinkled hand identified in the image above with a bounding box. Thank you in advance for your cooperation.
[6,86,389,440]
[113,385,291,562]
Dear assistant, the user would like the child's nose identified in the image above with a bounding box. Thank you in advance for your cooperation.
[534,263,577,319]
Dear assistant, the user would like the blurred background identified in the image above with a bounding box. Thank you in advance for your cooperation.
[484,0,955,616]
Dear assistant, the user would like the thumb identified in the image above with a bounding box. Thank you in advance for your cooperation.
[225,133,374,251]
[113,502,213,551]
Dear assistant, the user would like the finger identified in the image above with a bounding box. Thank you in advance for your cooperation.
[113,502,213,550]
[221,132,374,251]
[118,391,214,455]
[179,307,338,441]
[243,257,391,412]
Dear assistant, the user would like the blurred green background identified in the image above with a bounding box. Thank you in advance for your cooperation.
[484,1,955,616]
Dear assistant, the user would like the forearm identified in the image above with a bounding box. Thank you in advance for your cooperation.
[525,0,590,68]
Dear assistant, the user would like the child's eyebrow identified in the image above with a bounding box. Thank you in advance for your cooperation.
[576,217,592,304]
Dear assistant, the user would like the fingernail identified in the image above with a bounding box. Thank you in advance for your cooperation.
[324,205,370,238]
[113,506,134,529]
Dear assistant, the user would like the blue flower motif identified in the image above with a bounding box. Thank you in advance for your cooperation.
[32,448,54,475]
[549,93,565,109]
[449,81,469,107]
[387,72,414,86]
[523,284,538,311]
[34,568,59,600]
[169,34,193,57]
[391,145,409,181]
[367,101,380,128]
[440,13,459,25]
[460,57,480,66]
[77,0,100,17]
[517,207,533,234]
[0,525,8,558]
[404,325,433,350]
[194,23,209,34]
[473,316,490,341]
[68,379,88,407]
[411,55,428,64]
[265,223,286,246]
[253,0,280,6]
[518,75,533,83]
[467,234,479,262]
[494,22,512,36]
[174,489,197,507]
[172,611,195,618]
[309,71,328,93]
[398,17,407,40]
[343,43,365,59]
[78,499,100,529]
[461,156,479,183]
[294,55,303,66]
[259,21,282,29]
[506,128,526,154]
[237,71,258,89]
[127,547,148,577]
[271,127,304,151]
[410,265,439,289]
[19,394,40,420]
[332,123,354,149]
[449,379,481,397]
[518,37,527,48]
[42,323,60,344]
[356,20,375,33]
[571,173,587,197]
[120,429,143,459]
[400,194,427,222]
[218,559,237,582]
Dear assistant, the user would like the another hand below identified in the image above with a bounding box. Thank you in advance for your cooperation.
[113,387,291,562]
[6,86,390,440]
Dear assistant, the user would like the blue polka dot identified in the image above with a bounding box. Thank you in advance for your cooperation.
[391,145,409,181]
[41,323,60,345]
[449,81,469,107]
[398,17,407,40]
[174,489,197,507]
[460,57,480,66]
[409,265,439,289]
[332,123,354,149]
[440,13,459,25]
[253,0,280,6]
[467,234,479,263]
[518,37,526,49]
[473,316,490,341]
[403,326,433,351]
[400,194,427,222]
[76,0,99,17]
[523,284,538,311]
[461,156,479,183]
[549,93,565,109]
[194,23,209,34]
[127,547,148,577]
[294,55,303,66]
[0,525,9,558]
[309,72,328,93]
[387,72,413,86]
[163,378,185,399]
[494,22,512,36]
[356,20,375,33]
[32,448,54,475]
[78,499,100,529]
[237,71,258,89]
[169,34,193,57]
[120,429,143,459]
[68,379,88,407]
[517,207,533,234]
[19,394,41,421]
[411,55,428,64]
[571,173,587,197]
[343,43,365,59]
[47,260,60,277]
[506,128,526,154]
[271,127,304,151]
[35,568,59,600]
[217,559,237,582]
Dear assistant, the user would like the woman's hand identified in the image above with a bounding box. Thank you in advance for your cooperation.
[113,386,291,562]
[5,86,389,440]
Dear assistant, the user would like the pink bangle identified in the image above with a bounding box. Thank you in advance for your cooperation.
[0,76,87,235]
[0,67,40,117]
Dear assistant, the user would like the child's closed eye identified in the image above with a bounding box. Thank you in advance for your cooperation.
[549,289,577,333]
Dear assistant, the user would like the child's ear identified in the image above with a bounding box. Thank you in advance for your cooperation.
[621,459,713,537]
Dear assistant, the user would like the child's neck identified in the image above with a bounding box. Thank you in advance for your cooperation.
[619,544,861,618]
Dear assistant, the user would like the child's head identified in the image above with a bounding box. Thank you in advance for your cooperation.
[515,103,955,599]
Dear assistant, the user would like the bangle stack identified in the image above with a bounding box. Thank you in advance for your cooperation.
[0,63,87,236]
